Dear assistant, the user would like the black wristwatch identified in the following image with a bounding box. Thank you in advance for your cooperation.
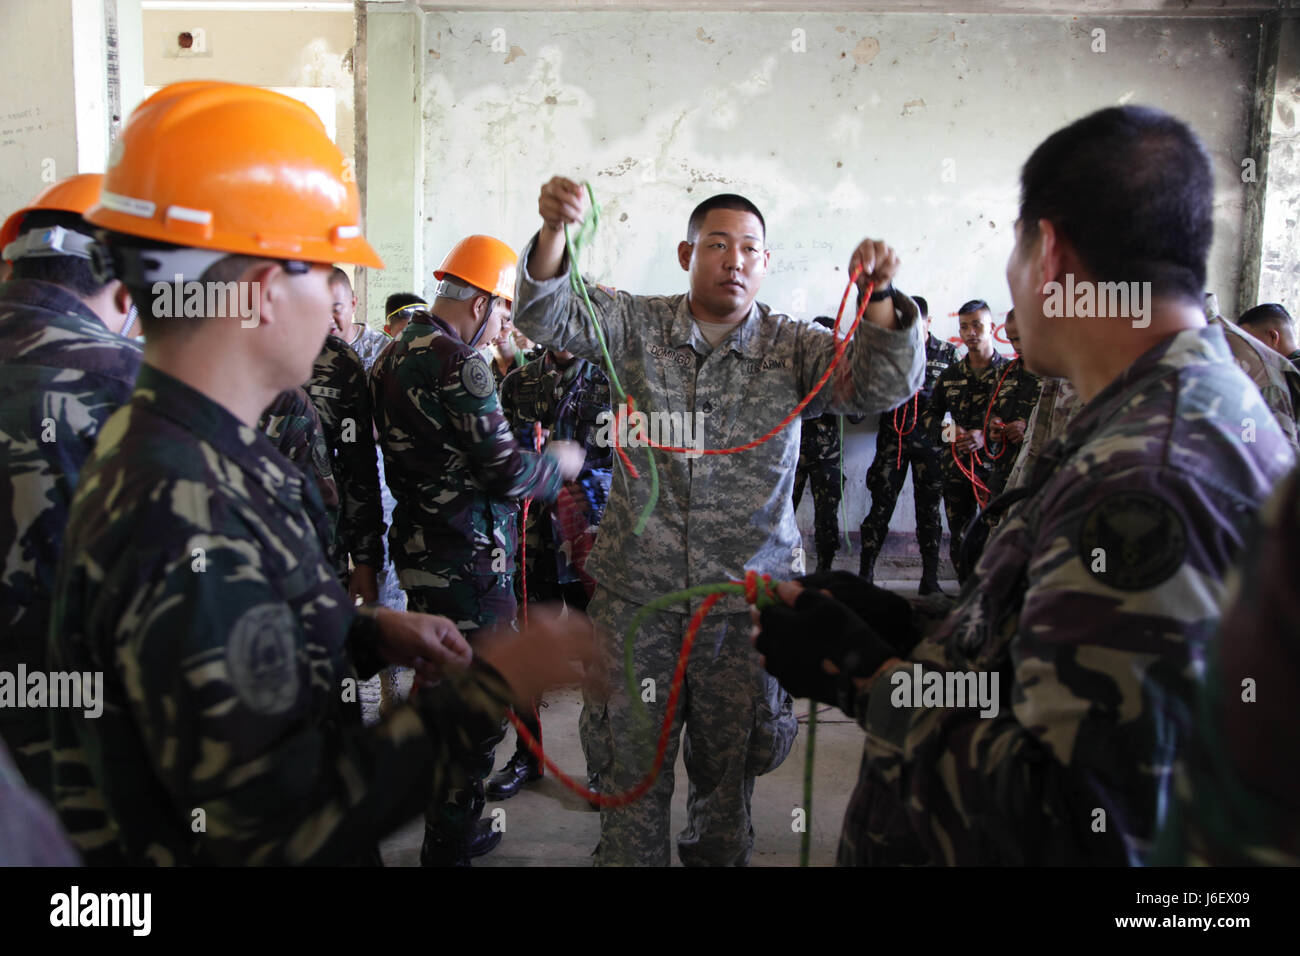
[868,284,893,303]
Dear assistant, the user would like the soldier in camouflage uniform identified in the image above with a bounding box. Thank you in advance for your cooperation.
[308,334,385,604]
[515,182,924,866]
[46,82,595,866]
[1003,375,1083,492]
[495,348,613,798]
[858,296,959,592]
[1237,302,1299,372]
[1155,463,1300,866]
[790,316,861,575]
[258,386,339,517]
[330,267,392,369]
[370,234,584,865]
[1205,308,1300,454]
[0,175,141,799]
[755,104,1297,867]
[982,309,1042,499]
[922,301,1010,583]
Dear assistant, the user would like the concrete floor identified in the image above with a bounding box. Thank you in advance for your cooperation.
[370,573,955,867]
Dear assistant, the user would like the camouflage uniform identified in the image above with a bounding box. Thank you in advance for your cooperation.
[370,311,564,629]
[258,386,339,514]
[792,413,845,573]
[0,279,141,799]
[1289,349,1300,373]
[922,352,1010,582]
[1210,313,1300,454]
[490,345,544,391]
[982,356,1041,497]
[1003,376,1083,492]
[47,363,516,865]
[859,333,959,578]
[512,233,925,865]
[369,310,564,860]
[307,335,385,586]
[500,352,613,607]
[838,324,1295,866]
[1156,464,1300,865]
[344,323,392,372]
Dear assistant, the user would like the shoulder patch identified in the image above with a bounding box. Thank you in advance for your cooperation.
[226,603,299,715]
[1078,491,1187,592]
[461,355,496,398]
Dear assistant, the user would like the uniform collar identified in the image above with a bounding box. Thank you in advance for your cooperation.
[131,363,304,506]
[672,293,764,357]
[0,277,105,328]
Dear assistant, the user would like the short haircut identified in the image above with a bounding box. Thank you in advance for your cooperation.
[1017,105,1212,303]
[957,299,991,317]
[385,292,426,316]
[329,266,352,291]
[913,295,929,318]
[686,193,766,243]
[9,211,107,298]
[1238,302,1293,331]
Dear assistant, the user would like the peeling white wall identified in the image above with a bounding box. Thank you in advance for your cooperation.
[407,11,1261,549]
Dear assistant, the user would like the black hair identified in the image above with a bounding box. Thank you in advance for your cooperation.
[8,211,107,298]
[385,292,426,315]
[1238,302,1293,330]
[329,266,352,292]
[686,194,766,243]
[1017,105,1212,303]
[913,295,929,318]
[957,299,991,316]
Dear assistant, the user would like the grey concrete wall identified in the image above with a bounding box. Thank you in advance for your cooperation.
[399,10,1262,545]
[1255,15,1299,311]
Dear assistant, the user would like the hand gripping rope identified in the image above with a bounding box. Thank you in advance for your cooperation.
[506,569,822,866]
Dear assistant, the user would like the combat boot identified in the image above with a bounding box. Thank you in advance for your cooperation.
[467,818,502,858]
[858,550,877,584]
[918,553,946,596]
[487,751,542,800]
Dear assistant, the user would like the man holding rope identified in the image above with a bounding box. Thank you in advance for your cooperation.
[513,179,924,866]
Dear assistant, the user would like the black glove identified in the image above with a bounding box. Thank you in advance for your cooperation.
[796,570,919,656]
[756,588,898,710]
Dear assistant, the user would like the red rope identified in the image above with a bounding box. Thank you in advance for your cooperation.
[981,357,1019,462]
[506,570,773,809]
[892,391,919,469]
[610,275,876,465]
[951,440,992,510]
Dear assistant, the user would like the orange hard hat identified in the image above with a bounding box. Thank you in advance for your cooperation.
[1,173,104,260]
[434,235,518,302]
[85,81,381,268]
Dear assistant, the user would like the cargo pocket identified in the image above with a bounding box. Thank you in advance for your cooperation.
[746,671,797,777]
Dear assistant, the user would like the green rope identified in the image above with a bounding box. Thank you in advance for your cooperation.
[562,182,660,535]
[802,706,817,867]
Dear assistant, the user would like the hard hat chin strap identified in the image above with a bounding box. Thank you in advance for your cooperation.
[467,294,499,349]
